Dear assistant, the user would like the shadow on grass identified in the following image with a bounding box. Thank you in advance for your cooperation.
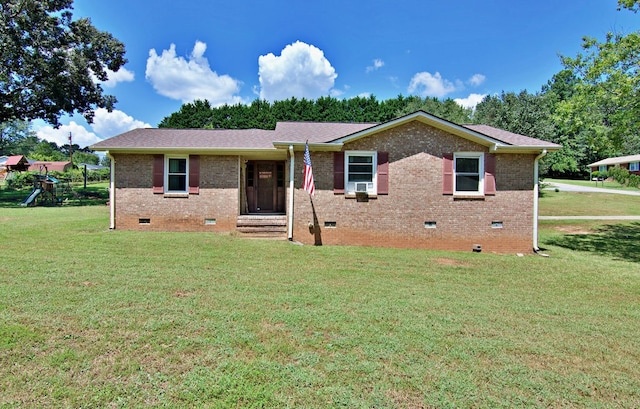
[545,222,640,263]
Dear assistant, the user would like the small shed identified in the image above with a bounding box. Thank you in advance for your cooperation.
[4,155,30,172]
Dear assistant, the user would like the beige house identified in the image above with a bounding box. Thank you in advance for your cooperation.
[91,111,560,253]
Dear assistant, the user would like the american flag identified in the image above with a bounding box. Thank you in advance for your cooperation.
[303,142,315,196]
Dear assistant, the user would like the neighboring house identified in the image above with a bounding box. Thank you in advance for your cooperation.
[27,161,73,173]
[587,154,640,176]
[91,111,560,253]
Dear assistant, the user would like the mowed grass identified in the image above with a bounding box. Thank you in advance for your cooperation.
[545,178,639,191]
[1,206,639,408]
[539,190,640,216]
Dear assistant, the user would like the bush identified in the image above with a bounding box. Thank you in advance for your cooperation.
[628,174,640,188]
[5,171,37,190]
[608,166,630,185]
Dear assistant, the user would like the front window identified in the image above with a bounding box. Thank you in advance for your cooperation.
[599,165,607,173]
[630,162,639,172]
[166,157,188,193]
[345,151,377,194]
[454,153,484,195]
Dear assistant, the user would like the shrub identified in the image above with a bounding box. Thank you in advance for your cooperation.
[628,174,640,188]
[5,171,38,190]
[608,166,630,185]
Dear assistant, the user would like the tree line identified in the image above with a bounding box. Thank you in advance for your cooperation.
[154,66,614,179]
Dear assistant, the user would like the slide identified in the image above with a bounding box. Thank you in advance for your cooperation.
[21,188,42,206]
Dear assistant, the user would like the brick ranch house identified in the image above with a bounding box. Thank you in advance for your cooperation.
[587,154,640,176]
[91,111,560,253]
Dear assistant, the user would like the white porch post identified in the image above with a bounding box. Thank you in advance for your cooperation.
[288,145,295,240]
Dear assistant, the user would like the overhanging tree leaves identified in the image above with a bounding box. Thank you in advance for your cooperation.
[558,30,640,159]
[0,0,127,126]
[618,0,640,12]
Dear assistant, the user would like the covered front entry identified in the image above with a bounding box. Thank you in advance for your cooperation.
[246,161,285,213]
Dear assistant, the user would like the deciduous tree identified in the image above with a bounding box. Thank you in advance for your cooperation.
[0,0,127,126]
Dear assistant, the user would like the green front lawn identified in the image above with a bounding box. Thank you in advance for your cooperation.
[1,206,639,408]
[539,190,640,216]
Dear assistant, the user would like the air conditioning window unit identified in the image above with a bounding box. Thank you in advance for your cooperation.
[355,182,368,192]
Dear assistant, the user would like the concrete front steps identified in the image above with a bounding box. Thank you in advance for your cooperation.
[236,214,287,239]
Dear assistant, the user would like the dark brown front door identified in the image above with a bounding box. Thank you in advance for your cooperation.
[246,161,285,213]
[257,163,274,211]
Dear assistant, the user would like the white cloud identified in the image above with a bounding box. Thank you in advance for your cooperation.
[407,71,460,98]
[454,93,487,110]
[91,66,135,88]
[366,59,384,73]
[468,74,486,87]
[33,109,151,148]
[258,41,337,102]
[36,121,101,149]
[146,41,243,105]
[91,108,152,138]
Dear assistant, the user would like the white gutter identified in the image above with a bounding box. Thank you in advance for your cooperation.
[287,145,295,240]
[107,152,116,230]
[533,149,547,251]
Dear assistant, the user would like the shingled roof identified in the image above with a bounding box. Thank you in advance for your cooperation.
[462,124,556,147]
[91,111,559,154]
[587,154,640,168]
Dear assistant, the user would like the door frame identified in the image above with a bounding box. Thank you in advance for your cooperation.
[245,160,285,214]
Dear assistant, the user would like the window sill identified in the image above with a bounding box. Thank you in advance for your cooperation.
[345,193,377,199]
[453,194,485,201]
[163,193,189,198]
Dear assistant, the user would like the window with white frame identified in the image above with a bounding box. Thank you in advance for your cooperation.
[599,165,607,173]
[165,156,188,193]
[345,151,377,194]
[454,153,484,195]
[630,162,639,172]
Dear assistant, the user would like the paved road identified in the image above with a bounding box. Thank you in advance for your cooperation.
[545,181,640,196]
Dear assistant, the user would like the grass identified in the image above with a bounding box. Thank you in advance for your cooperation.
[545,177,640,191]
[1,204,639,407]
[539,190,640,216]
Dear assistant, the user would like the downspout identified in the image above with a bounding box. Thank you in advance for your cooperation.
[107,152,116,230]
[533,149,547,251]
[287,145,295,241]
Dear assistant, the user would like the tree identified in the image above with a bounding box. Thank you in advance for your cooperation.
[397,96,472,123]
[618,0,640,12]
[30,140,66,161]
[0,0,127,126]
[0,119,38,155]
[558,30,640,159]
[71,151,99,165]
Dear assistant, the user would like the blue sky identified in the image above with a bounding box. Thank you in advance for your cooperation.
[34,0,639,148]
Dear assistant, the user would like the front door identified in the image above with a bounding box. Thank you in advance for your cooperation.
[257,163,274,211]
[246,161,285,213]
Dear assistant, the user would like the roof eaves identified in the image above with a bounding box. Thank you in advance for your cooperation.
[272,141,343,151]
[96,147,280,155]
[491,144,562,154]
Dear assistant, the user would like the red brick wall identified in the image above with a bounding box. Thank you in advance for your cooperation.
[112,154,239,231]
[291,122,537,253]
[111,121,540,253]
